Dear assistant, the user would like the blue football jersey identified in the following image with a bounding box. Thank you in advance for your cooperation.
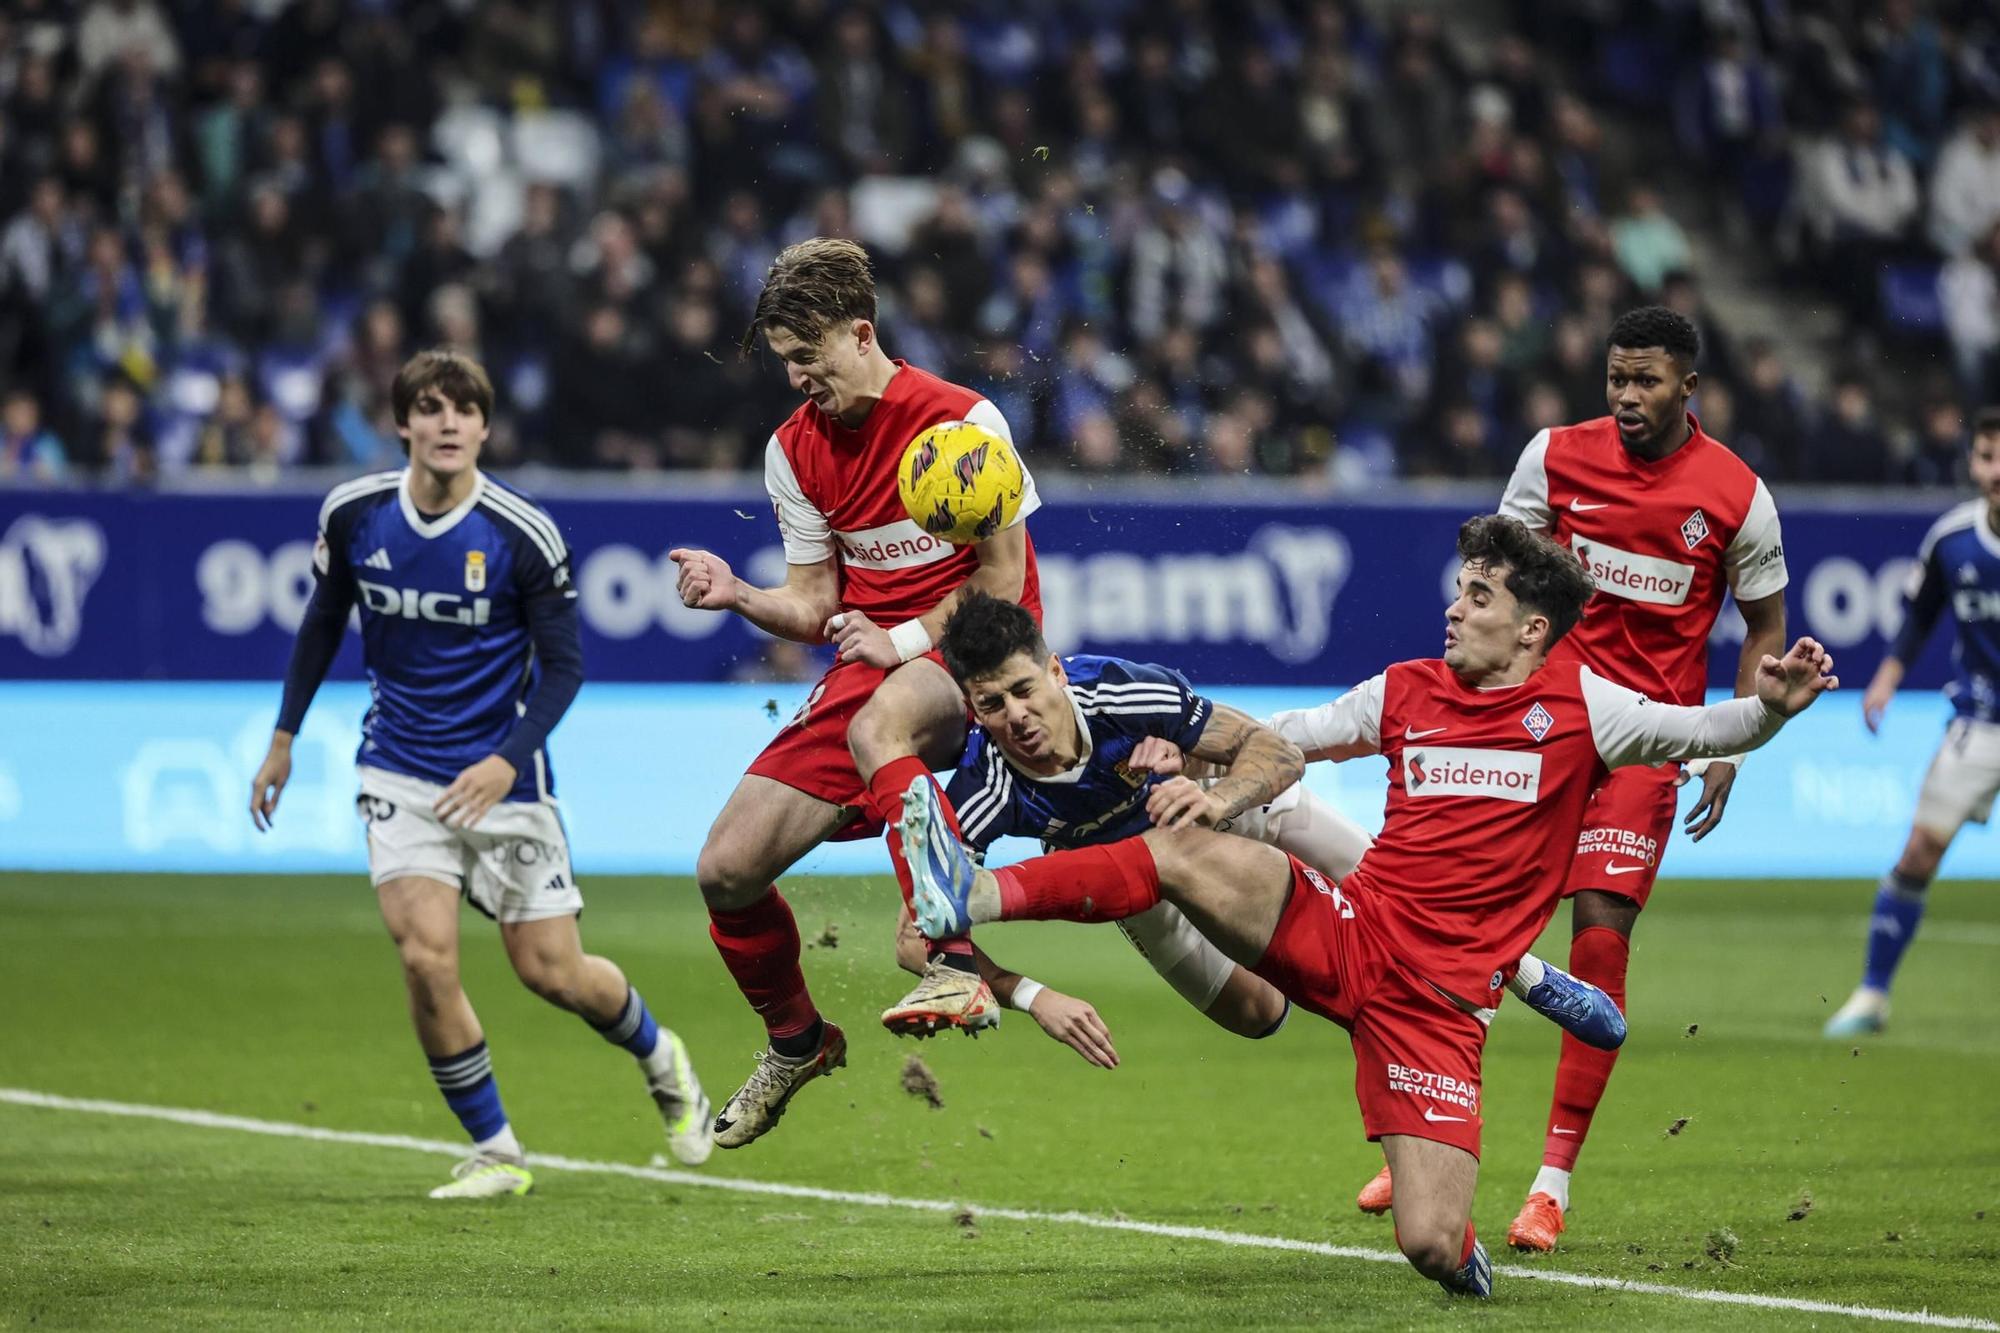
[314,470,577,799]
[1895,499,2000,723]
[946,655,1215,853]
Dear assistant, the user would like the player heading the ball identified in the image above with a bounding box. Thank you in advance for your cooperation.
[668,237,1043,1149]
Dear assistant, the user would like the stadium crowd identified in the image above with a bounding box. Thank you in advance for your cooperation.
[1,0,1997,487]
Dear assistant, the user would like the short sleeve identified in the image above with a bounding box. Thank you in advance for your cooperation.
[1498,430,1554,532]
[1725,478,1788,601]
[765,435,835,564]
[967,397,1041,528]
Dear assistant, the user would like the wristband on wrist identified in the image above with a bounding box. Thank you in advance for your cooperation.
[889,618,933,663]
[1010,977,1045,1013]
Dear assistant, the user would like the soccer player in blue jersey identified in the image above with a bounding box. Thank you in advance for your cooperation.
[1828,407,2000,1037]
[911,592,1625,1070]
[247,350,712,1197]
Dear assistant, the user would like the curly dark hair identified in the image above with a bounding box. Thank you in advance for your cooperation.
[1456,514,1596,649]
[1607,305,1701,370]
[939,590,1048,684]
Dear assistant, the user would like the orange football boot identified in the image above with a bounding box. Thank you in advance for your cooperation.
[1506,1191,1566,1252]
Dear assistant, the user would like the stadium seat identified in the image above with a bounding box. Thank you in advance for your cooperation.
[1880,263,1946,333]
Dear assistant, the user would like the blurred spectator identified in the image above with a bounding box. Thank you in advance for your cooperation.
[1610,186,1693,294]
[1128,171,1228,343]
[1864,0,1950,170]
[1941,220,2000,399]
[1800,100,1920,319]
[77,0,179,83]
[1673,26,1785,228]
[1811,373,1894,484]
[1730,339,1812,478]
[1929,102,2000,258]
[1907,394,1968,488]
[0,388,66,480]
[87,374,155,482]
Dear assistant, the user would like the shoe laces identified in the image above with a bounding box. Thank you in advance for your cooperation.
[734,1047,807,1104]
[449,1151,516,1180]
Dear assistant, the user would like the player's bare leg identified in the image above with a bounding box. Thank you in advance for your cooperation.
[1380,1135,1490,1296]
[847,655,996,1037]
[377,875,531,1198]
[501,915,713,1165]
[696,775,857,1147]
[1828,823,1950,1037]
[1513,888,1642,1249]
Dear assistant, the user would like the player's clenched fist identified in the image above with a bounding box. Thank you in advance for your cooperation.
[668,548,738,610]
[1126,735,1186,776]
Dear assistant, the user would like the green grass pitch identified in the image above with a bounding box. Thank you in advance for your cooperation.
[1,872,1995,1329]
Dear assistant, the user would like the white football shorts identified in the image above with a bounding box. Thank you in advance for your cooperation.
[355,765,583,923]
[1117,781,1377,1012]
[1913,717,2000,838]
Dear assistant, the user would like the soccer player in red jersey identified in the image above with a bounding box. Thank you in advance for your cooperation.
[902,516,1836,1298]
[668,238,1042,1148]
[1474,305,1791,1248]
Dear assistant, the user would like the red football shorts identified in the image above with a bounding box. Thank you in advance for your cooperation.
[745,653,958,842]
[1251,856,1488,1156]
[1565,761,1682,907]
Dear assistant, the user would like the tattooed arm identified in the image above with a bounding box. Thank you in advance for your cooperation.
[1143,703,1306,831]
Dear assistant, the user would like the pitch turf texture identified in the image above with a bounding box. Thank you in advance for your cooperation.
[2,874,1994,1329]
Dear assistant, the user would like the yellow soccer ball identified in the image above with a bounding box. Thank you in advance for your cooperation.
[897,421,1025,545]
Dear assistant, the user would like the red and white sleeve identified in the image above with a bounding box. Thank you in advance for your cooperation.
[763,435,834,565]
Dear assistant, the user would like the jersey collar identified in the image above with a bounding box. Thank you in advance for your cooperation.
[997,686,1097,785]
[398,469,485,539]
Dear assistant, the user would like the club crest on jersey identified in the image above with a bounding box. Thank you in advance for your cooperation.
[1112,758,1148,788]
[1961,562,1980,585]
[1522,701,1554,742]
[464,550,486,592]
[1680,509,1710,550]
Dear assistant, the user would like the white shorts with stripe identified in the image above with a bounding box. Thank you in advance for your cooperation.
[1914,717,2000,838]
[356,765,582,923]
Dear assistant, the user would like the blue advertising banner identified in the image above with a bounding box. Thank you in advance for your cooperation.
[0,480,1962,687]
[0,681,1985,880]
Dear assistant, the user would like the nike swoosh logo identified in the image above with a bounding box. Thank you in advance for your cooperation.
[1603,863,1648,876]
[1570,500,1610,511]
[1552,1127,1578,1135]
[1421,1105,1469,1123]
[1404,726,1448,740]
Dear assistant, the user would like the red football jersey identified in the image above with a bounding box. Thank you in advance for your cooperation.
[1500,415,1786,706]
[765,361,1042,626]
[1272,655,1787,1007]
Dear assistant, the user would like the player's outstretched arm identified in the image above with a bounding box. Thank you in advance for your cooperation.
[1585,638,1837,772]
[669,548,841,643]
[1145,704,1305,831]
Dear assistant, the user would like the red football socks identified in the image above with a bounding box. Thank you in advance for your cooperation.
[994,840,1161,922]
[708,889,820,1039]
[1542,925,1631,1170]
[868,755,974,959]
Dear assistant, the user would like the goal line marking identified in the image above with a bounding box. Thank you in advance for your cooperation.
[1,1087,1989,1330]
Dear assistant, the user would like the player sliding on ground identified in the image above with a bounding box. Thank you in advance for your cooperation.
[1827,407,2000,1037]
[668,238,1043,1149]
[248,350,711,1198]
[891,590,1627,1066]
[904,516,1835,1298]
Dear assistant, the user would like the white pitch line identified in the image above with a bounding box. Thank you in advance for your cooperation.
[2,1087,1992,1331]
